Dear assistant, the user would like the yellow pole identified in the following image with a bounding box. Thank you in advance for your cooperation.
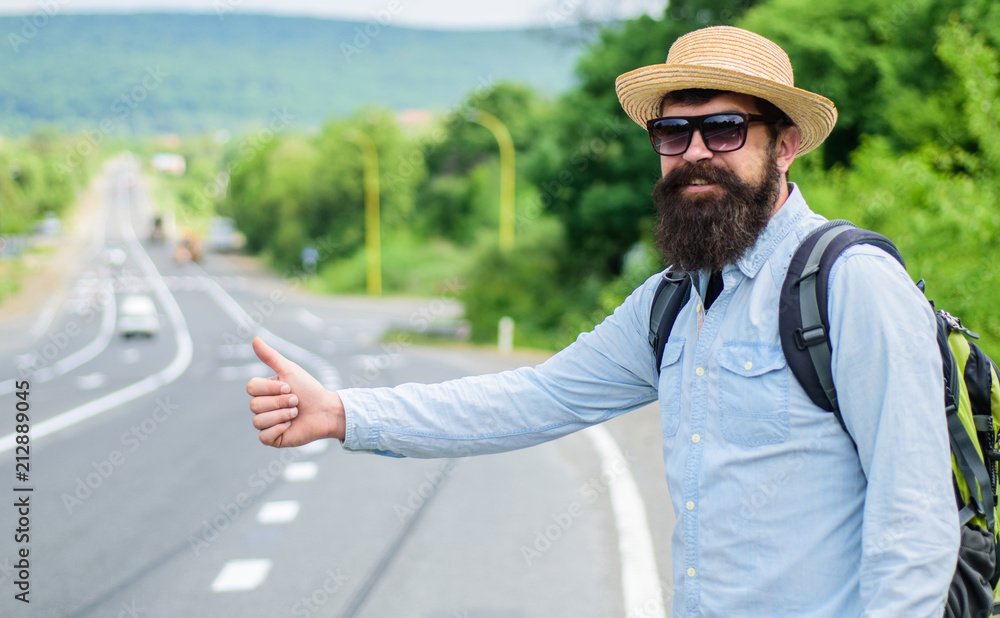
[345,128,382,296]
[468,110,515,252]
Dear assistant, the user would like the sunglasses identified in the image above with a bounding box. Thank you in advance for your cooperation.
[646,113,771,156]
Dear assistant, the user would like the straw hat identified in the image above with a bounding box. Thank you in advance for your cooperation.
[615,25,837,155]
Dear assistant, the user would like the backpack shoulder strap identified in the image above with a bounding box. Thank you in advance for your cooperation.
[778,220,903,422]
[940,315,997,532]
[649,270,692,374]
[779,220,998,536]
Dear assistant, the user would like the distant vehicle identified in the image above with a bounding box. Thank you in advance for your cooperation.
[150,215,165,243]
[174,227,203,263]
[35,212,61,236]
[206,217,244,253]
[103,244,127,268]
[150,153,186,175]
[117,294,160,338]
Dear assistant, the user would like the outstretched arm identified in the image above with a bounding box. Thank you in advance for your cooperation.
[246,273,666,456]
[246,337,345,447]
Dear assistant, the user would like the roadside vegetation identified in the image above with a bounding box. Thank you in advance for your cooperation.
[5,0,997,358]
[218,0,999,356]
[0,130,97,304]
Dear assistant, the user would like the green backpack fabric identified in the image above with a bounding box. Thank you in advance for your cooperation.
[649,220,1000,616]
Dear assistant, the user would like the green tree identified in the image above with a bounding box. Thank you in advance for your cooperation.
[226,109,425,274]
[531,2,762,279]
[415,81,552,244]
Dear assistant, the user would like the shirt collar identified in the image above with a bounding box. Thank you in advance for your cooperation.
[729,182,808,280]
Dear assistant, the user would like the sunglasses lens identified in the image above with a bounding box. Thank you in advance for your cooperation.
[649,118,692,155]
[701,115,747,152]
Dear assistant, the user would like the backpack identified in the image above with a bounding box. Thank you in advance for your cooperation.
[649,219,1000,617]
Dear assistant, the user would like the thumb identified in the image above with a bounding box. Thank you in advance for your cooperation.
[252,337,292,375]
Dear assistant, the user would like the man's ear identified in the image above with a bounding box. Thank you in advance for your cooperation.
[776,125,802,175]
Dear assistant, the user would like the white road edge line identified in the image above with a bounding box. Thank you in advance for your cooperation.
[0,160,194,455]
[295,307,325,332]
[0,194,117,396]
[0,279,117,396]
[23,183,110,343]
[201,277,342,390]
[583,425,667,618]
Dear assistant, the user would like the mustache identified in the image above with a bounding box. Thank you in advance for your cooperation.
[660,161,749,193]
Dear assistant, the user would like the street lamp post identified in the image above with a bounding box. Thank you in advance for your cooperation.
[345,128,382,296]
[467,110,515,252]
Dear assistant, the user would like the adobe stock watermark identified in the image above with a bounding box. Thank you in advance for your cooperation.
[17,269,140,381]
[289,567,350,617]
[345,279,466,388]
[627,579,674,618]
[61,397,182,515]
[723,416,851,536]
[381,74,497,191]
[111,600,144,618]
[340,1,403,62]
[60,65,170,173]
[196,107,295,209]
[545,0,587,28]
[7,0,69,53]
[393,460,460,522]
[214,0,245,19]
[520,448,639,565]
[863,478,953,563]
[218,288,288,346]
[187,447,305,555]
[515,115,629,230]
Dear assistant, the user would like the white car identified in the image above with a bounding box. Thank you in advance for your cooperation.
[117,295,160,338]
[206,217,244,253]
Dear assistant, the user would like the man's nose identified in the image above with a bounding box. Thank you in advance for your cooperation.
[682,129,714,163]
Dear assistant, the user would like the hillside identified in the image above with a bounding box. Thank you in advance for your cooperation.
[0,13,585,135]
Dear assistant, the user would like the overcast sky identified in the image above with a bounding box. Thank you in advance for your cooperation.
[0,0,667,29]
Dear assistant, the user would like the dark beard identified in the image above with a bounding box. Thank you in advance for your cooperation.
[652,149,781,273]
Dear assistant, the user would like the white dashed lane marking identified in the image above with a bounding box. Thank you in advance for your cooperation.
[283,462,318,482]
[75,372,107,390]
[257,501,301,524]
[297,441,329,455]
[211,559,273,592]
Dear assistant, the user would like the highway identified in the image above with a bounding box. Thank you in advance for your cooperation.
[0,157,674,618]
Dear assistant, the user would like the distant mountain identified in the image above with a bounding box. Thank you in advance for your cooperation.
[0,13,587,135]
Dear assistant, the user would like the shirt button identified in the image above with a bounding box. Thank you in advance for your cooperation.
[744,361,753,371]
[686,500,695,511]
[691,434,701,444]
[687,567,697,578]
[695,367,705,377]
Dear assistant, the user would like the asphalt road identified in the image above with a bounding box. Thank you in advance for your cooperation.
[0,158,674,618]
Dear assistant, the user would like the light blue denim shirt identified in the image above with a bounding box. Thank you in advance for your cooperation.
[340,185,959,617]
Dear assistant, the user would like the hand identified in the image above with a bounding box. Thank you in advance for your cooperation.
[246,337,346,447]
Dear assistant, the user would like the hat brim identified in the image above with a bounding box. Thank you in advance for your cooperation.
[615,64,837,155]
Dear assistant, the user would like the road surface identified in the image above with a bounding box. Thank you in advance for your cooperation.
[0,157,674,617]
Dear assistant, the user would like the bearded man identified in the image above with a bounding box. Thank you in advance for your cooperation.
[246,26,958,617]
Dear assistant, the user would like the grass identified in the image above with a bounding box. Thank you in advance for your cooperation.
[0,259,22,305]
[310,231,473,297]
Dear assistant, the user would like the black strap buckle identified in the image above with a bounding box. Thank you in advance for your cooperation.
[793,325,828,351]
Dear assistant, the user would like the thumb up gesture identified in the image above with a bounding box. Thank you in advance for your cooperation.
[246,337,346,447]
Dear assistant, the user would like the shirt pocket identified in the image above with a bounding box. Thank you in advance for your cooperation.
[658,340,685,437]
[717,342,790,447]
